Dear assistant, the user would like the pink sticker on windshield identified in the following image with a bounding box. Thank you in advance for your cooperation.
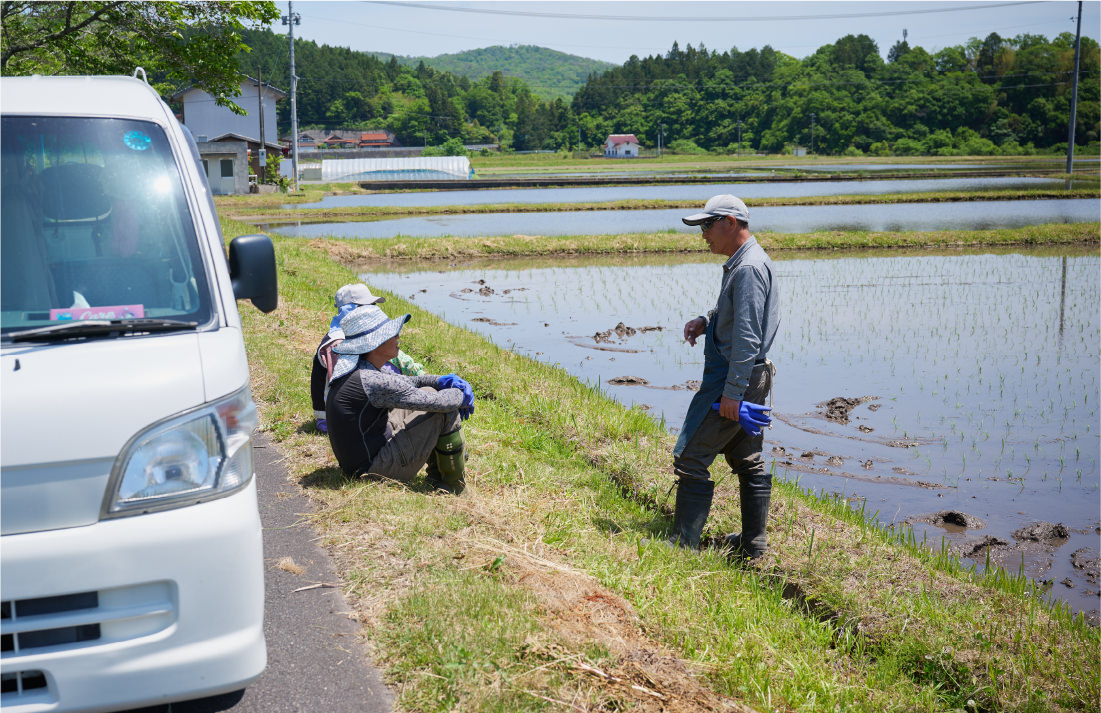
[50,305,144,321]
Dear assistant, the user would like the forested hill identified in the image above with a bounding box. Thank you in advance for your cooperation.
[372,45,615,102]
[236,27,1099,155]
[573,34,1100,155]
[237,27,568,149]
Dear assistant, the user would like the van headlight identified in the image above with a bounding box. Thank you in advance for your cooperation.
[105,387,258,516]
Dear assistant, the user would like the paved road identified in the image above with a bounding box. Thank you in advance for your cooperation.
[132,434,392,713]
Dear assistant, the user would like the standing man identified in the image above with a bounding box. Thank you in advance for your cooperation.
[671,195,780,557]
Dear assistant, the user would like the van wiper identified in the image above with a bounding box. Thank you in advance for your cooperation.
[9,319,199,343]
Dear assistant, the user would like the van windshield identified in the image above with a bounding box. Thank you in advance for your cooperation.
[1,116,213,336]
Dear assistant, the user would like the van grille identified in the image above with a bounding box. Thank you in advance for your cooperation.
[1,591,101,654]
[1,669,49,696]
[1,582,174,659]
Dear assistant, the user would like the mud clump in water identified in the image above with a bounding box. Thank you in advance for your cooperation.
[608,376,648,386]
[614,322,637,338]
[596,323,664,343]
[1071,548,1100,584]
[821,396,877,424]
[958,535,1009,558]
[911,510,988,529]
[1012,522,1070,547]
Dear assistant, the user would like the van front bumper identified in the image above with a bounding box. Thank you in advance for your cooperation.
[0,480,266,713]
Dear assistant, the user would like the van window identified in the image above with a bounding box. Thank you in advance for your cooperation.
[1,116,213,333]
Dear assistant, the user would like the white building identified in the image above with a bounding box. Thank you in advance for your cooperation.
[604,133,641,158]
[172,77,285,193]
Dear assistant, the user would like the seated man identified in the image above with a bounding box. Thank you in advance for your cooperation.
[311,283,425,432]
[325,304,474,493]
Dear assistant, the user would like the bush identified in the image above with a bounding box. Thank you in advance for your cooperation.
[892,138,924,156]
[868,141,891,156]
[669,139,707,155]
[842,146,864,157]
[959,136,998,155]
[423,137,468,157]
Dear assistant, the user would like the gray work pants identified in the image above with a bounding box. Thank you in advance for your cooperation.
[364,388,462,482]
[673,363,773,484]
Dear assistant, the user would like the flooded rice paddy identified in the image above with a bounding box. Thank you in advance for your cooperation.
[287,177,1064,210]
[264,198,1099,240]
[360,246,1101,613]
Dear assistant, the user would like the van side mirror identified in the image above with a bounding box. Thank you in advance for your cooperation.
[228,235,278,313]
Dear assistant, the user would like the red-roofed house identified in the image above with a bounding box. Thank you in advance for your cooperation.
[604,134,641,158]
[359,131,393,147]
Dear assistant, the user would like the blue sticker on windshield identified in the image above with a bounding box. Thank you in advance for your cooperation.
[123,130,151,151]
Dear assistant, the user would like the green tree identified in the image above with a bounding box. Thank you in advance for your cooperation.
[1,1,279,113]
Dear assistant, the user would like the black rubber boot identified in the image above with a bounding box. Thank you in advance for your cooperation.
[723,471,772,559]
[667,477,715,550]
[434,430,465,494]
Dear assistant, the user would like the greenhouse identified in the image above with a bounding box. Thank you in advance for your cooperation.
[320,156,471,182]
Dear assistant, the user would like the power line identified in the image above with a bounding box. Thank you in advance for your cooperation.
[366,0,1045,23]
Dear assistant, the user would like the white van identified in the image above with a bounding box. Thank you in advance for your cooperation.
[1,74,277,712]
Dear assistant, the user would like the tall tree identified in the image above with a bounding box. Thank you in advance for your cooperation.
[1,1,279,112]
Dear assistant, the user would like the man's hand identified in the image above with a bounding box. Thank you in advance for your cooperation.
[683,317,706,346]
[711,399,772,436]
[716,396,740,421]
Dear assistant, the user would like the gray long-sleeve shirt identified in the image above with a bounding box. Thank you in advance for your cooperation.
[703,236,780,401]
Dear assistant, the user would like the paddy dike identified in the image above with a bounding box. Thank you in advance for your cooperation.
[358,168,1071,191]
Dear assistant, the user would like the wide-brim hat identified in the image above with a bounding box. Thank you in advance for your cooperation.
[682,194,750,225]
[329,305,411,382]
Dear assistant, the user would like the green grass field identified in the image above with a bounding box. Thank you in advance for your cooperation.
[228,215,1100,713]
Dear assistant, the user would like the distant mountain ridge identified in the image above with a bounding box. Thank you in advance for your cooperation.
[372,45,615,102]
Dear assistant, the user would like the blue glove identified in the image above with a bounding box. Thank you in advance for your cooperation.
[711,400,771,436]
[316,418,327,434]
[439,373,474,408]
[459,404,475,421]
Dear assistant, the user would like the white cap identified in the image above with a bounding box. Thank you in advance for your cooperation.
[682,194,750,225]
[334,283,385,308]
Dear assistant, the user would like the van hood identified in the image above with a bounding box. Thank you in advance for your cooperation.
[1,332,207,467]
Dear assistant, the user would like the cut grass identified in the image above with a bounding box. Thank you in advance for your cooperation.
[227,217,1100,712]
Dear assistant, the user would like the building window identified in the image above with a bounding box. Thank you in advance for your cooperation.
[220,159,233,178]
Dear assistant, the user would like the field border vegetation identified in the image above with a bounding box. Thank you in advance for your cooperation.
[227,216,1100,713]
[219,187,1100,222]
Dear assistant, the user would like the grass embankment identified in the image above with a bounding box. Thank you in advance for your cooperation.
[229,218,1100,713]
[219,187,1100,223]
[467,152,1100,175]
[300,222,1101,264]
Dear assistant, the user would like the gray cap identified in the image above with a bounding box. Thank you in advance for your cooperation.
[334,283,385,308]
[682,194,750,225]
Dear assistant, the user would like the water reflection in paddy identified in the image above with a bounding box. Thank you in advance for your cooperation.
[264,199,1098,240]
[360,246,1100,612]
[288,177,1063,210]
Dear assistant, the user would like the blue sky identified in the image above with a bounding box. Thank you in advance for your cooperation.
[272,1,1099,64]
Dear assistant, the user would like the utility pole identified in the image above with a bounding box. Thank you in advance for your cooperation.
[577,125,581,157]
[257,66,266,179]
[810,112,816,155]
[1065,0,1083,177]
[658,123,665,158]
[283,2,301,192]
[737,119,742,157]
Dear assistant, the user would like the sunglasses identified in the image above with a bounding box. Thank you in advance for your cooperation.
[700,216,724,232]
